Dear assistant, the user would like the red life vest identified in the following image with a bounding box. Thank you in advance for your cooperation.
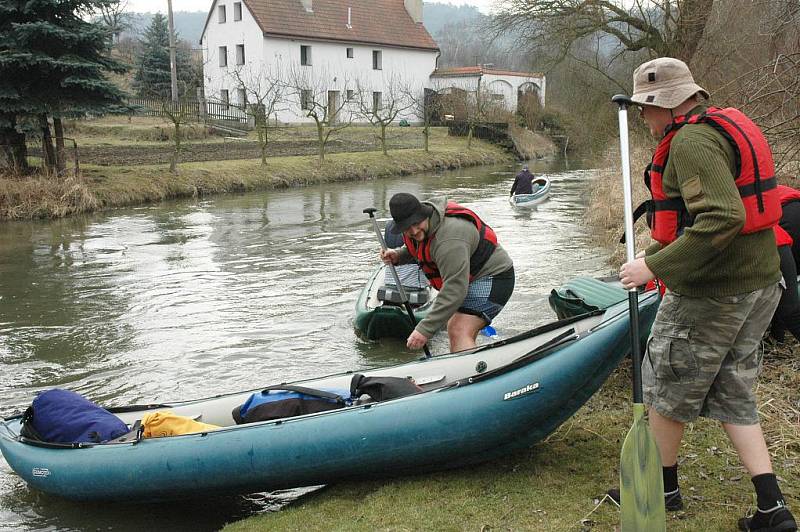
[402,202,497,290]
[777,184,800,206]
[774,225,792,247]
[645,107,780,246]
[774,185,800,247]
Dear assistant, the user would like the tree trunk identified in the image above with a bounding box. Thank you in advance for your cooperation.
[467,125,474,150]
[259,127,268,166]
[39,115,56,175]
[423,125,429,152]
[53,118,67,176]
[0,115,28,174]
[316,121,325,166]
[170,122,180,173]
[380,123,388,156]
[670,0,715,62]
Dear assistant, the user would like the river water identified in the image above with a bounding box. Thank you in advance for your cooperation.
[0,158,613,531]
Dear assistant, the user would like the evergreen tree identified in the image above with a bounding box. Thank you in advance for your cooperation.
[132,13,193,99]
[0,0,128,174]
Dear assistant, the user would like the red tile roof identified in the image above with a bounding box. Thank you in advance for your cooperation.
[432,66,543,78]
[210,0,438,51]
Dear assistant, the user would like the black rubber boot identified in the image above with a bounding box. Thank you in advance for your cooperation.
[606,487,684,511]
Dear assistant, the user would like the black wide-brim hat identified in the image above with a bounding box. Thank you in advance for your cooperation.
[389,193,433,234]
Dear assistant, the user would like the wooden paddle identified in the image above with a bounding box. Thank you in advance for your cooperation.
[363,207,432,359]
[612,94,666,532]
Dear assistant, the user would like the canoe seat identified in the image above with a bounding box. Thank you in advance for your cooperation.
[377,286,429,305]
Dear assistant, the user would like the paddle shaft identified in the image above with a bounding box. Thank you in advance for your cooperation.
[613,95,643,403]
[363,208,432,359]
[613,94,666,532]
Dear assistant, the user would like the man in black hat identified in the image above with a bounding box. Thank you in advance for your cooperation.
[381,192,514,352]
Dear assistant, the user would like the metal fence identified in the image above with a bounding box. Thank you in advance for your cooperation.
[125,97,250,124]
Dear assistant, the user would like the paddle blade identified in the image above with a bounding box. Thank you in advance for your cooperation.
[620,403,666,532]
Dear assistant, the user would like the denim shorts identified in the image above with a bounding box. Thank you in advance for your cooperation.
[457,266,515,324]
[642,283,780,425]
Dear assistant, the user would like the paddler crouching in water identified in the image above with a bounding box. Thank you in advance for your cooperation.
[380,193,515,352]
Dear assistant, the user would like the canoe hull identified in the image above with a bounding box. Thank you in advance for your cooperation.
[1,294,659,502]
[509,178,551,208]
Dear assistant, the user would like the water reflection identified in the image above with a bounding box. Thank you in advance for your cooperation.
[0,157,612,530]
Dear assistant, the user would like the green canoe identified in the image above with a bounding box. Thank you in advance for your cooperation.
[354,265,438,340]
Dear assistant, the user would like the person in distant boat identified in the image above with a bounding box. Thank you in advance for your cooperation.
[614,57,795,532]
[770,184,800,343]
[381,193,514,352]
[510,165,534,196]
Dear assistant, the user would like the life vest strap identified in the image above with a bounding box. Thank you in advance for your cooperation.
[738,176,777,198]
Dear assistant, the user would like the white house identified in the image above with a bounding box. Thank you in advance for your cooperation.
[430,66,546,111]
[200,0,440,124]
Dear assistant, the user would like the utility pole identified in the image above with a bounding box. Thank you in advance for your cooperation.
[167,0,179,103]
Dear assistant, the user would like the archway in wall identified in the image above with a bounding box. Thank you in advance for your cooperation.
[484,79,514,119]
[435,86,470,121]
[517,82,542,129]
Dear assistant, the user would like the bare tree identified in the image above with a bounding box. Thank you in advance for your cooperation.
[96,0,131,47]
[492,0,715,67]
[231,65,287,165]
[403,86,442,152]
[287,66,353,166]
[159,99,195,174]
[355,74,415,156]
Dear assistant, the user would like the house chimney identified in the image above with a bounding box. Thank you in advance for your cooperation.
[301,0,312,12]
[404,0,422,23]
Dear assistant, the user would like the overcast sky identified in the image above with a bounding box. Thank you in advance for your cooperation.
[125,0,497,15]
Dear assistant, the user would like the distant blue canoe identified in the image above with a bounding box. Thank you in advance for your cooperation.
[509,177,551,208]
[0,292,659,502]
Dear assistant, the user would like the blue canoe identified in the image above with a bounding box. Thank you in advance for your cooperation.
[0,292,659,502]
[509,177,551,208]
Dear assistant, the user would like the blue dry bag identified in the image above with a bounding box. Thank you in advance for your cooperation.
[21,388,129,444]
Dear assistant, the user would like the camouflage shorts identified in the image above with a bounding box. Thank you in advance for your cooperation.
[642,283,781,425]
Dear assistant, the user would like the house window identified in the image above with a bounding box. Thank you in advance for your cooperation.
[346,47,353,58]
[218,5,226,23]
[237,88,246,105]
[236,44,245,65]
[220,89,229,109]
[300,45,312,66]
[300,89,313,110]
[218,46,227,67]
[372,91,382,113]
[346,89,354,101]
[372,50,382,70]
[233,2,242,21]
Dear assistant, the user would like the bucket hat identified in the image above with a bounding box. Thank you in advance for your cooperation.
[631,57,709,109]
[389,193,433,234]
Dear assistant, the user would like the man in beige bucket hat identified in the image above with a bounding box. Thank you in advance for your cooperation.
[611,57,797,532]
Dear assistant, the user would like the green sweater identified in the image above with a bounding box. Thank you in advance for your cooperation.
[396,196,513,337]
[644,106,780,296]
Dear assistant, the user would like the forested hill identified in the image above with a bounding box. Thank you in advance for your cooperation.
[124,11,207,44]
[126,3,481,45]
[424,2,483,37]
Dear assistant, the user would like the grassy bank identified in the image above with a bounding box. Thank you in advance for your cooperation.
[221,140,799,532]
[0,130,511,220]
[222,348,797,532]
